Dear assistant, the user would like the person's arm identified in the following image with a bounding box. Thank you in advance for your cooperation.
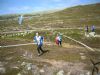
[33,36,37,43]
[41,36,44,44]
[43,37,44,43]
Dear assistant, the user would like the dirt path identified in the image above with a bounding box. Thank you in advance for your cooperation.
[0,39,91,75]
[1,32,99,75]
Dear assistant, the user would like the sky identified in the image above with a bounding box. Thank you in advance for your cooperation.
[0,0,100,15]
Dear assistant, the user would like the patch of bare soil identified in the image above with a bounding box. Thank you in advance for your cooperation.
[0,39,93,75]
[0,39,31,46]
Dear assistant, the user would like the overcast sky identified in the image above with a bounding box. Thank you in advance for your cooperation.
[0,0,100,15]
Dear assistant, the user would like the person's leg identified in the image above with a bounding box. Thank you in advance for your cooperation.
[60,41,62,46]
[57,41,59,46]
[40,46,44,53]
[37,45,41,54]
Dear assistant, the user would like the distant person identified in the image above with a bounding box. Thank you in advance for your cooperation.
[18,15,23,25]
[34,32,44,56]
[91,25,95,32]
[85,25,89,32]
[58,33,62,46]
[55,34,59,46]
[55,33,62,46]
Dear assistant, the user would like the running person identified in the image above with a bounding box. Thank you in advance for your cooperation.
[55,33,62,46]
[34,33,44,56]
[55,34,59,45]
[58,33,62,46]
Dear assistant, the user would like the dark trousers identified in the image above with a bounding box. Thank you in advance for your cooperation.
[59,41,62,46]
[92,29,95,32]
[37,45,44,54]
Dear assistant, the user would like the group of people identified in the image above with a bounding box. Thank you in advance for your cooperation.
[33,32,62,56]
[85,25,95,32]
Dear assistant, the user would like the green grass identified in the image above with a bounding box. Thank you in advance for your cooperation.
[0,3,100,32]
[1,28,100,48]
[0,28,100,75]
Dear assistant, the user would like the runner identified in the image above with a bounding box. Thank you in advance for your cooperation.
[55,33,62,46]
[58,33,62,46]
[34,32,44,56]
[55,34,59,46]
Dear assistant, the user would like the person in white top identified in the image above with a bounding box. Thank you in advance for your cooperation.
[34,33,44,56]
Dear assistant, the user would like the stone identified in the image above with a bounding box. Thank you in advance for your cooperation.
[67,71,71,75]
[12,66,19,69]
[17,73,21,75]
[40,69,45,73]
[86,71,90,75]
[0,67,6,74]
[21,62,26,66]
[81,56,86,60]
[89,32,95,37]
[80,53,84,56]
[26,63,32,70]
[85,33,89,37]
[57,70,64,75]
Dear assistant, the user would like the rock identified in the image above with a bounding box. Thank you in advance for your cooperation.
[89,32,95,37]
[17,61,20,63]
[40,69,45,73]
[27,66,31,70]
[12,66,19,69]
[57,70,64,75]
[80,53,84,56]
[26,63,32,70]
[86,72,90,75]
[21,62,26,66]
[0,67,6,74]
[17,73,21,75]
[81,56,86,60]
[67,71,71,75]
[85,33,89,37]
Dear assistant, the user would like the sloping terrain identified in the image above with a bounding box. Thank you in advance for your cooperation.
[0,3,100,32]
[0,3,100,75]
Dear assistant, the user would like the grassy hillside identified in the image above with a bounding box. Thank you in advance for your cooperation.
[53,3,100,27]
[0,3,100,32]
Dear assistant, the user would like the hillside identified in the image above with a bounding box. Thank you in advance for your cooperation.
[0,3,100,32]
[0,3,100,75]
[53,3,100,27]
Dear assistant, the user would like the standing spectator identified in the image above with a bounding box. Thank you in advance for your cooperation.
[34,32,44,56]
[85,25,89,32]
[91,25,95,32]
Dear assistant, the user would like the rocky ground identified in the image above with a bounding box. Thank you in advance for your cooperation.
[1,39,99,75]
